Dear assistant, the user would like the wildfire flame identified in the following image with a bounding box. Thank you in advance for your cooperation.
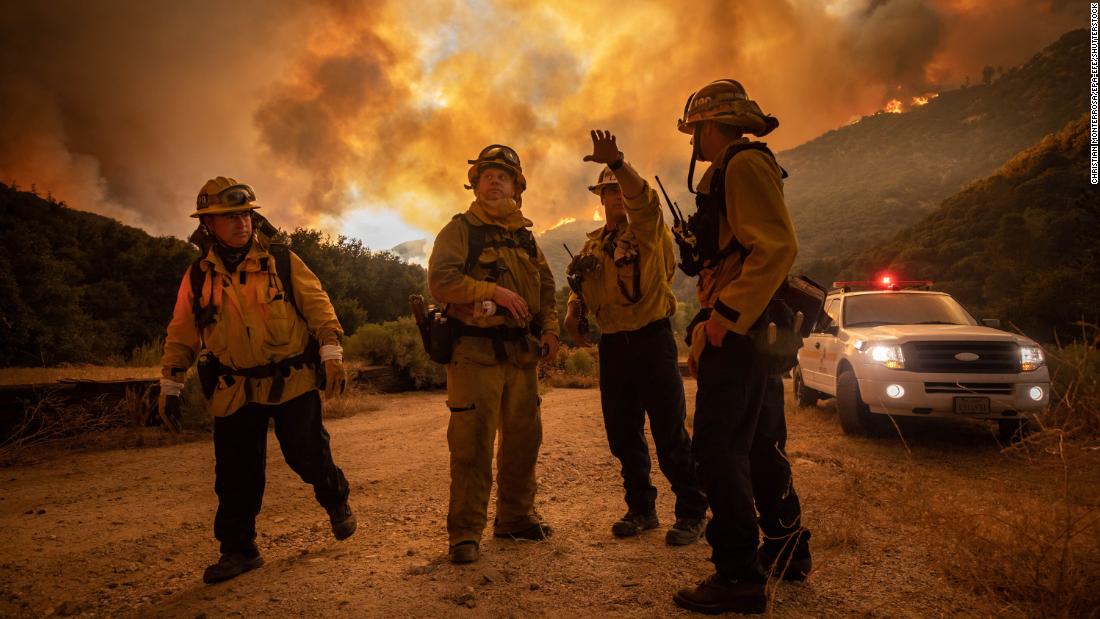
[547,216,576,231]
[593,208,603,222]
[911,92,939,106]
[883,99,903,114]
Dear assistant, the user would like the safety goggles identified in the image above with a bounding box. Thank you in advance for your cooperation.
[468,144,521,167]
[197,184,257,210]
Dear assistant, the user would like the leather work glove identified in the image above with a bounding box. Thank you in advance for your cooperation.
[158,377,184,434]
[320,344,347,399]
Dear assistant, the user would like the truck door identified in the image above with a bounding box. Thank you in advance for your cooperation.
[802,297,839,391]
[818,297,844,390]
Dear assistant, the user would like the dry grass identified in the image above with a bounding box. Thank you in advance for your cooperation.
[790,386,1100,618]
[323,387,384,419]
[0,365,160,385]
[0,385,156,466]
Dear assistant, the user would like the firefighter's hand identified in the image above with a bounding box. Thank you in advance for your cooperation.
[705,317,728,348]
[324,359,347,399]
[540,333,560,360]
[688,322,707,378]
[491,285,530,321]
[565,302,592,347]
[583,130,622,165]
[158,377,184,434]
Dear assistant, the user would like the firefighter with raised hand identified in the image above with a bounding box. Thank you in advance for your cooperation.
[428,144,559,565]
[158,177,355,585]
[565,130,708,546]
[669,81,812,615]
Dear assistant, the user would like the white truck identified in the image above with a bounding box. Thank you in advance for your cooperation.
[792,278,1049,440]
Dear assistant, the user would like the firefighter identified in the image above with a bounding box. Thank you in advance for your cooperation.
[669,81,812,615]
[564,130,707,545]
[428,144,559,564]
[158,177,355,584]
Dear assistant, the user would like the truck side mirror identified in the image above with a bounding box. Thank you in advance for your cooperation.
[981,318,1001,328]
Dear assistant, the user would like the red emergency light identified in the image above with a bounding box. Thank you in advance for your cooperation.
[831,279,934,292]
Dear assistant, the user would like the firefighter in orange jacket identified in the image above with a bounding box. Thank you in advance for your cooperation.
[670,81,812,615]
[158,177,355,584]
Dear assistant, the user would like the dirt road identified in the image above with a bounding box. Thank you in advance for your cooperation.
[2,380,1096,617]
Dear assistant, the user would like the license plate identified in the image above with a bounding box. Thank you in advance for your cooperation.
[954,397,990,414]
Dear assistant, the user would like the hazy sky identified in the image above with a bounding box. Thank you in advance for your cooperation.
[0,0,1085,249]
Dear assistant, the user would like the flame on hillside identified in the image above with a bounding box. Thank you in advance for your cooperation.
[593,208,603,222]
[883,99,904,114]
[547,216,576,231]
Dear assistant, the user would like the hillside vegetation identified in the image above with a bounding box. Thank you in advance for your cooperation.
[783,29,1089,265]
[840,115,1099,342]
[0,185,426,367]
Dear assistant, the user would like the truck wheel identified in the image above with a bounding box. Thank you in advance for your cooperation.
[793,366,820,408]
[836,370,882,436]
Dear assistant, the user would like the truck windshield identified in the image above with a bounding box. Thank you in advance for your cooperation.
[843,294,976,328]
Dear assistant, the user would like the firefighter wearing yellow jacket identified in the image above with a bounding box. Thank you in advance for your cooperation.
[428,145,559,565]
[671,81,812,615]
[158,177,355,585]
[565,130,707,546]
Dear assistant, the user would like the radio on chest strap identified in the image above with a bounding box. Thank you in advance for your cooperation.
[673,142,787,276]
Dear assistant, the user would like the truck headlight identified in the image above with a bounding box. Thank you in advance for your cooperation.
[1019,345,1044,372]
[868,344,905,369]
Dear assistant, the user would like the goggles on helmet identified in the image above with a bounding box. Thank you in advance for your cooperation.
[197,184,257,210]
[468,144,521,168]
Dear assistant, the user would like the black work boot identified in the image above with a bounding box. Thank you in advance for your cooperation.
[450,541,479,564]
[673,572,767,615]
[202,552,264,584]
[327,502,357,541]
[665,516,706,546]
[611,510,659,538]
[759,544,812,582]
[495,522,554,541]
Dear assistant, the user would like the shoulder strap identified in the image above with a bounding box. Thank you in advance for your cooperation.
[716,142,788,180]
[189,257,214,328]
[269,243,308,323]
[456,214,489,275]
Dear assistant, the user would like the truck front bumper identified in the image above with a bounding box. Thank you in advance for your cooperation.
[856,365,1050,420]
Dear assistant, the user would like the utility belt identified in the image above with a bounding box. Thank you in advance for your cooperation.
[599,318,671,343]
[454,321,543,362]
[686,276,825,376]
[196,338,321,403]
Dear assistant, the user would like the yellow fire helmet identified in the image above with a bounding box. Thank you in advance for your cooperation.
[587,166,620,195]
[465,144,527,195]
[191,176,261,218]
[677,79,779,137]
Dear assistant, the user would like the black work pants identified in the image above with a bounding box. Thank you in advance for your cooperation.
[212,390,350,556]
[598,319,707,520]
[693,332,807,580]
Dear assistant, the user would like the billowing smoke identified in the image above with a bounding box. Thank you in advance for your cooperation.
[0,0,1085,242]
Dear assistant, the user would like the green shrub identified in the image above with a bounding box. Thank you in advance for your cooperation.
[564,348,597,377]
[345,323,393,365]
[343,317,444,390]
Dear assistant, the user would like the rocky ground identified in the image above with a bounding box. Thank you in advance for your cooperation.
[2,379,1097,617]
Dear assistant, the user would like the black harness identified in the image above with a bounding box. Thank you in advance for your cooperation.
[454,215,543,360]
[188,243,319,402]
[673,142,787,276]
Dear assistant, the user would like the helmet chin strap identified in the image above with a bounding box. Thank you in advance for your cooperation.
[687,124,702,195]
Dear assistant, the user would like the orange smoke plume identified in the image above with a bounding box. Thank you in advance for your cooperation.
[0,0,1087,244]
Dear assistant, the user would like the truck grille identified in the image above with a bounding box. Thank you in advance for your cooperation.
[901,341,1019,374]
[924,382,1013,395]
